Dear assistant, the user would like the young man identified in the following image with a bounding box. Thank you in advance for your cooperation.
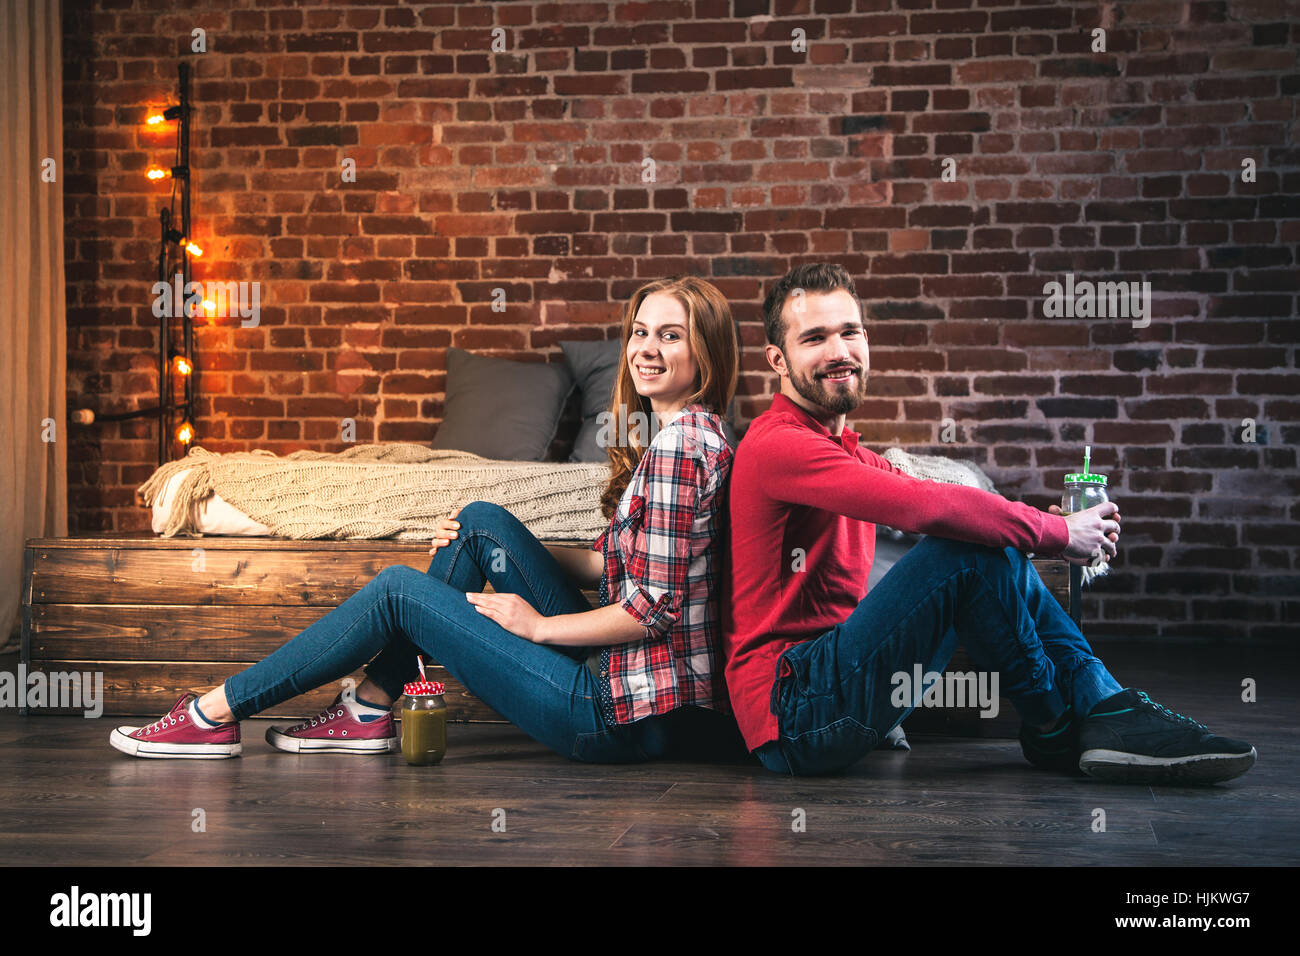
[722,262,1256,783]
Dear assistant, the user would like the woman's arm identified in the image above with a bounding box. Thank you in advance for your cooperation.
[468,423,721,649]
[543,544,603,589]
[464,593,646,646]
[538,602,647,646]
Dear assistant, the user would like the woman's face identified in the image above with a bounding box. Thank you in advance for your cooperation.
[626,292,699,410]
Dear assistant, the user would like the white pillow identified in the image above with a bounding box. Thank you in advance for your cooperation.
[150,468,271,536]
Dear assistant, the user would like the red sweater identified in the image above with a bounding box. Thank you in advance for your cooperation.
[722,393,1071,752]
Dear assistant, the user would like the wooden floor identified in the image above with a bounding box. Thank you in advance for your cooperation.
[1,641,1296,866]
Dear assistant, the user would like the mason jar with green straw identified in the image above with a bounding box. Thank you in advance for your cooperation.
[1062,445,1109,514]
[1062,445,1110,567]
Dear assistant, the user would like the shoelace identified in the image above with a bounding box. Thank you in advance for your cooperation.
[141,710,185,736]
[292,707,346,732]
[1137,691,1208,731]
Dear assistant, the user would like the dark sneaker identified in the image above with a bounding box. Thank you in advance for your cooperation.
[110,693,241,759]
[1078,689,1256,784]
[266,694,398,754]
[1019,705,1084,774]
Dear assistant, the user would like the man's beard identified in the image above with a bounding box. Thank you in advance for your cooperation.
[787,356,868,416]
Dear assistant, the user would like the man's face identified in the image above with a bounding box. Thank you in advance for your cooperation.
[769,289,869,416]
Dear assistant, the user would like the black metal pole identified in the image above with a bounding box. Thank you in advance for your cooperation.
[157,207,170,468]
[178,61,194,454]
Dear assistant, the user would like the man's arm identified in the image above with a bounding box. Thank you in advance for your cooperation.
[751,424,1070,554]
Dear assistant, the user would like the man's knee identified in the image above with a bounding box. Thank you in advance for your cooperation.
[915,535,1003,563]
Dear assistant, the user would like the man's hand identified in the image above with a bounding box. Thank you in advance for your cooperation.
[465,591,547,642]
[1052,501,1121,566]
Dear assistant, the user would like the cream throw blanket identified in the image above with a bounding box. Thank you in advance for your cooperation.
[882,447,996,493]
[137,444,611,542]
[137,441,1100,582]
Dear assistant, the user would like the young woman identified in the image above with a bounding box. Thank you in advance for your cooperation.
[110,276,744,764]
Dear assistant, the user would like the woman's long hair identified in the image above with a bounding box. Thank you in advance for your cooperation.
[599,276,738,520]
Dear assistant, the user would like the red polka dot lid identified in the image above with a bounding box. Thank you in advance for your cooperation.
[403,680,445,697]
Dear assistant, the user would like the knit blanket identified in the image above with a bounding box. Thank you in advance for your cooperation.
[882,447,996,493]
[136,441,1102,583]
[137,444,611,542]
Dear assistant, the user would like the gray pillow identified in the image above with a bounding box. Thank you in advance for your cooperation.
[432,348,574,461]
[560,339,622,463]
[560,337,739,461]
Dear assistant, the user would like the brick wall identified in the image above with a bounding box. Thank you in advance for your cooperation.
[61,0,1298,639]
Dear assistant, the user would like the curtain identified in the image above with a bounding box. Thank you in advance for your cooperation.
[0,0,67,651]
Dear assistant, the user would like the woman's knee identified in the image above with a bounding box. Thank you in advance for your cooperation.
[374,563,422,592]
[454,500,511,529]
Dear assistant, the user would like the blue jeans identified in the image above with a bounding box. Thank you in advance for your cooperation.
[755,536,1124,776]
[224,501,745,763]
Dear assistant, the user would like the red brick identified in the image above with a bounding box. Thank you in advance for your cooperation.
[946,350,1028,372]
[972,375,1055,396]
[631,72,710,94]
[716,68,795,91]
[1125,398,1212,420]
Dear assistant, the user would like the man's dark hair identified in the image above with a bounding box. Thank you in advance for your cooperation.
[761,262,863,350]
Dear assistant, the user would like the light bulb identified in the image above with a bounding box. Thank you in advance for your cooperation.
[175,420,194,444]
[147,167,168,180]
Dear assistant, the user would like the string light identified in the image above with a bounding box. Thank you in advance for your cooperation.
[146,165,190,182]
[145,104,184,127]
[143,65,199,464]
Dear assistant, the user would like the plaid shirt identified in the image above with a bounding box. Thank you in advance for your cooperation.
[590,404,733,723]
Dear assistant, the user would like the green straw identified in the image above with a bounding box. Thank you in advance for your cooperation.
[1083,445,1091,477]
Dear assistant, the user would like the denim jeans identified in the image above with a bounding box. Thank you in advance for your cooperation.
[224,501,744,763]
[755,536,1124,776]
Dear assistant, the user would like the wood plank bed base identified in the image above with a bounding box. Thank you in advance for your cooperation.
[22,534,1078,738]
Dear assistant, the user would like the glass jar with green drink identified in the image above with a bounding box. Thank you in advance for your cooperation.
[1061,445,1110,568]
[401,680,447,766]
[1062,472,1108,516]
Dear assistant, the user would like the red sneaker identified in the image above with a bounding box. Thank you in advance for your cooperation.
[110,693,242,759]
[265,695,398,754]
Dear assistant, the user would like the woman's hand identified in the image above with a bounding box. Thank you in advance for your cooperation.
[429,516,461,555]
[465,591,548,643]
[1052,502,1121,566]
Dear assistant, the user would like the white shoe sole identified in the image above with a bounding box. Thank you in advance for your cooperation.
[265,726,398,754]
[110,726,241,759]
[1080,746,1257,784]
